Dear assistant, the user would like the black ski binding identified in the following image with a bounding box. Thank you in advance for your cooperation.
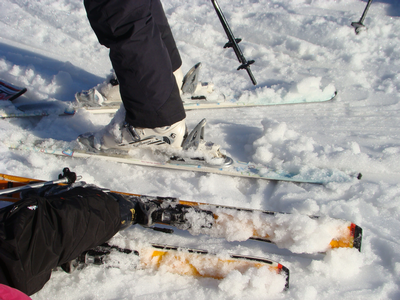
[60,243,136,273]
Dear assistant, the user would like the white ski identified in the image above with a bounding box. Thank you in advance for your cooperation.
[6,140,360,185]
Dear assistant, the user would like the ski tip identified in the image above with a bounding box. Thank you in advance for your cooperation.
[329,91,338,101]
[9,87,27,101]
[329,223,363,251]
[352,224,363,252]
[0,80,27,101]
[278,264,290,290]
[349,172,362,180]
[64,107,76,115]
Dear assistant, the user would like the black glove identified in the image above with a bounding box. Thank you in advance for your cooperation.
[109,193,160,230]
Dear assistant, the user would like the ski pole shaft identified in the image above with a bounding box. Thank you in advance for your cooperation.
[0,168,80,196]
[0,177,69,196]
[351,0,373,34]
[211,0,257,85]
[359,0,373,24]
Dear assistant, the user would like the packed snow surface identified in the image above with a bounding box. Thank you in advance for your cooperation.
[1,0,400,299]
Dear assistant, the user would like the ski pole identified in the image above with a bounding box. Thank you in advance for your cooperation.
[211,0,257,85]
[0,168,79,196]
[351,0,373,34]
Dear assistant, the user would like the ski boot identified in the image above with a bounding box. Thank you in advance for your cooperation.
[78,111,187,150]
[75,74,121,107]
[110,193,214,230]
[75,63,222,108]
[78,102,232,168]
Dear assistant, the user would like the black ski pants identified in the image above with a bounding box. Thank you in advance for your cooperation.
[84,0,186,128]
[0,187,121,296]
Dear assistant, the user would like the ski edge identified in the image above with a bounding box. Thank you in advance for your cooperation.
[6,142,360,185]
[81,91,338,114]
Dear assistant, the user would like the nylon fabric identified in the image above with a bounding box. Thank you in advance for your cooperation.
[0,187,121,295]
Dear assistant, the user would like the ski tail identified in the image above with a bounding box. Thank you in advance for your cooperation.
[0,80,27,101]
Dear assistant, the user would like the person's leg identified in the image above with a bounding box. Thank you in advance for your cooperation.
[151,0,182,72]
[82,1,224,158]
[0,186,121,295]
[84,0,185,128]
[151,0,184,90]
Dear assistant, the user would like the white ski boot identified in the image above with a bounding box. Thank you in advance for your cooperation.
[74,88,105,107]
[75,63,223,109]
[78,109,232,168]
[78,105,187,150]
[106,119,187,149]
[75,76,121,108]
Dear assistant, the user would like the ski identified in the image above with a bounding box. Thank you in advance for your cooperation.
[0,172,289,287]
[0,101,76,118]
[0,69,336,119]
[105,194,362,254]
[0,80,76,118]
[60,242,289,288]
[0,170,362,254]
[75,63,337,114]
[78,88,337,114]
[6,136,361,185]
[0,85,336,118]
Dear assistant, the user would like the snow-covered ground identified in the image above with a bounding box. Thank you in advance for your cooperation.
[1,0,400,299]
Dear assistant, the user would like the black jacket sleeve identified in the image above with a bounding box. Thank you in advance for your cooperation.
[0,186,121,296]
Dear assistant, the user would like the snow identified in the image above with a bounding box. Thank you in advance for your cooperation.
[1,0,400,299]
